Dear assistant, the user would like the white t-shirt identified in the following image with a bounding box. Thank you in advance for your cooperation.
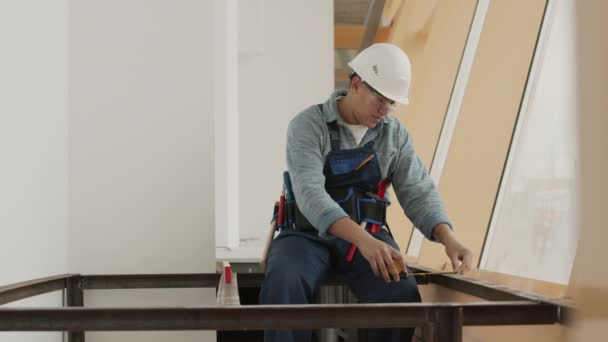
[336,96,368,145]
[344,123,368,146]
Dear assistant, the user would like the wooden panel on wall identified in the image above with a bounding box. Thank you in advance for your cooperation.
[417,0,548,269]
[384,0,478,250]
[334,25,391,49]
[566,0,608,340]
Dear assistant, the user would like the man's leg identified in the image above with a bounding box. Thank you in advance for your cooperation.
[260,231,331,342]
[334,230,421,342]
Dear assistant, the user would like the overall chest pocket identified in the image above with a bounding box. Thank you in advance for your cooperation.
[327,151,375,175]
[324,148,381,193]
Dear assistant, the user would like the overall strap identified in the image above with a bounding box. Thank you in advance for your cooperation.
[317,103,341,152]
[327,121,341,152]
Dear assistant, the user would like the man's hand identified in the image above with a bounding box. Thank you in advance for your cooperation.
[433,223,474,274]
[357,234,406,283]
[329,217,405,282]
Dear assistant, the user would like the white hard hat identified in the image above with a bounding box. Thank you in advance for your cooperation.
[347,43,411,104]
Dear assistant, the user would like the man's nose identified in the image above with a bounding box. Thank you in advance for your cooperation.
[378,106,390,115]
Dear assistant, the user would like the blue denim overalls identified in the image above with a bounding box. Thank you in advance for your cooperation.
[260,122,421,342]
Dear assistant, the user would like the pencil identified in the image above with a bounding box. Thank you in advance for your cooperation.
[354,154,375,171]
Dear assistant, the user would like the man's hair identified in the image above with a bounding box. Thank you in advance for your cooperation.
[348,72,360,89]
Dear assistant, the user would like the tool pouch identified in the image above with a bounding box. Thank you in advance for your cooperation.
[272,185,387,231]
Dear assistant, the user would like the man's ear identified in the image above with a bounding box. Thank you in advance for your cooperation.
[351,76,362,93]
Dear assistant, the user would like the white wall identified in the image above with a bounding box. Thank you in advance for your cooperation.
[0,1,68,342]
[238,0,334,242]
[214,0,240,249]
[0,0,333,339]
[68,1,215,341]
[481,0,578,284]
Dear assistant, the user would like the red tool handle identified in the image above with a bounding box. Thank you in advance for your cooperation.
[278,194,285,226]
[345,243,358,262]
[345,179,389,263]
[369,179,388,234]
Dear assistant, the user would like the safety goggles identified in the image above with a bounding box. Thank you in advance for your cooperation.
[363,82,399,112]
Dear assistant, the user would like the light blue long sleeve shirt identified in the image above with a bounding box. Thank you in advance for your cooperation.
[286,90,452,240]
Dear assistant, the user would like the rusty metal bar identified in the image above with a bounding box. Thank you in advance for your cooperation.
[0,271,570,337]
[423,322,435,342]
[0,271,571,309]
[0,274,72,305]
[435,307,463,342]
[239,273,437,288]
[429,273,531,301]
[81,273,221,289]
[80,272,406,292]
[462,302,558,325]
[0,302,558,332]
[80,273,339,289]
[408,265,567,305]
[0,305,428,331]
[66,276,85,342]
[429,273,573,320]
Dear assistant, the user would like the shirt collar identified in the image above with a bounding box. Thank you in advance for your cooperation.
[322,89,391,126]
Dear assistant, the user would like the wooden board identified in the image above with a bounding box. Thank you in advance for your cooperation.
[384,0,479,250]
[417,0,548,269]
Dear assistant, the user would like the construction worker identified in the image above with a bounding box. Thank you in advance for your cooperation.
[260,43,474,342]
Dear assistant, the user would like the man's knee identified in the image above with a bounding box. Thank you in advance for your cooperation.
[267,268,314,290]
[371,281,421,304]
[260,267,318,305]
[390,282,421,303]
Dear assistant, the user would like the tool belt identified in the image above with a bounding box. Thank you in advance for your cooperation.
[273,186,388,231]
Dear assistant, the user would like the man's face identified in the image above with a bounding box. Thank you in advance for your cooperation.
[353,78,399,128]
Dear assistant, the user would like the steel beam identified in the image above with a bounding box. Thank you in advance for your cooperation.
[0,274,71,305]
[81,274,220,289]
[360,0,386,50]
[0,302,558,332]
[462,302,558,325]
[79,273,344,289]
[435,307,463,342]
[79,272,483,290]
[66,276,85,342]
[409,265,571,307]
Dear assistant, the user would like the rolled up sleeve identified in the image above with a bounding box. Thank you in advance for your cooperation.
[391,126,452,240]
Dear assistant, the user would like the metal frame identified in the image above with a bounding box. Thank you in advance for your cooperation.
[0,266,572,342]
[359,0,386,50]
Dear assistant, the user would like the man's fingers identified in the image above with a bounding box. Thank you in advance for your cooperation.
[390,250,406,281]
[450,255,462,273]
[379,261,391,283]
[461,251,474,274]
[377,255,391,283]
[385,257,400,282]
[364,241,406,282]
[370,260,380,278]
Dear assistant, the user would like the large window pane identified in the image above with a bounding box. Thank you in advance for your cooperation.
[481,0,578,284]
